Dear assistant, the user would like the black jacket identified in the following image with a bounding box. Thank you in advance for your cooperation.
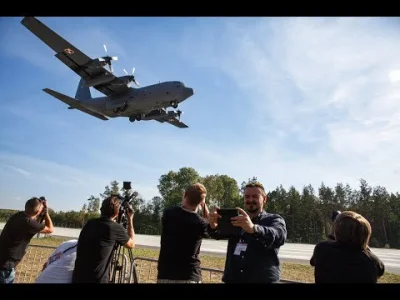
[310,240,385,283]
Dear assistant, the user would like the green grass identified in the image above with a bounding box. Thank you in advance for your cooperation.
[22,236,400,284]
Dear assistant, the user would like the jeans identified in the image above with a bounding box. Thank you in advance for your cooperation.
[0,269,15,284]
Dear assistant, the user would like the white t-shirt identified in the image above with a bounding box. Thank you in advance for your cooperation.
[35,239,78,283]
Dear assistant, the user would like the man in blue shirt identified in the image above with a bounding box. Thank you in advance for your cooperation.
[208,181,287,283]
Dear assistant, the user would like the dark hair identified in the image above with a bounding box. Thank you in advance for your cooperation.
[25,197,42,216]
[100,196,120,218]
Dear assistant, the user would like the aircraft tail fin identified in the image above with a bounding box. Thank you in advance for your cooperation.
[75,78,92,100]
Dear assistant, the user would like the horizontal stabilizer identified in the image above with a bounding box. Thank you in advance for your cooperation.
[159,118,188,128]
[42,88,108,121]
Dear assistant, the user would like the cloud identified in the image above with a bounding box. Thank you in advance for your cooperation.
[2,17,400,214]
[3,164,31,177]
[177,17,400,192]
[388,70,400,83]
[0,152,160,212]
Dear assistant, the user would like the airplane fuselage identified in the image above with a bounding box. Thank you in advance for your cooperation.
[81,81,194,119]
[20,16,194,128]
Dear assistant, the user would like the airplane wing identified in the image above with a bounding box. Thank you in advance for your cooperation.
[156,116,188,129]
[21,17,129,97]
[43,88,108,121]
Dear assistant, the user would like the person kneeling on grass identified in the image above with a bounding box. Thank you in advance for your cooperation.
[35,239,78,283]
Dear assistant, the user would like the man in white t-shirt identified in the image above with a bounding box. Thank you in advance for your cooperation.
[35,239,78,283]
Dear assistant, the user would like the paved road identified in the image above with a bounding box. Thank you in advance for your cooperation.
[1,223,399,274]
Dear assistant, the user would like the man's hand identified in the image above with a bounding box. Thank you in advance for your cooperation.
[41,200,48,214]
[200,201,209,219]
[208,207,221,229]
[231,208,255,234]
[127,205,134,220]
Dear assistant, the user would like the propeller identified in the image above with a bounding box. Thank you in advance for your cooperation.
[123,67,139,87]
[98,44,118,73]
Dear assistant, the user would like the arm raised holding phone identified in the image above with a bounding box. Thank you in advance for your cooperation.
[207,181,287,283]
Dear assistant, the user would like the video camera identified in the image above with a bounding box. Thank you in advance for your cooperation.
[327,210,341,241]
[331,210,341,222]
[113,181,139,229]
[109,182,139,283]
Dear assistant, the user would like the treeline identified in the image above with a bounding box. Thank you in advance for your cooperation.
[1,167,399,248]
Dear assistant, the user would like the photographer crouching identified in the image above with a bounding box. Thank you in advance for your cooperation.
[0,197,54,284]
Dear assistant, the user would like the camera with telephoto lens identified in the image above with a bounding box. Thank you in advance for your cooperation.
[108,182,139,283]
[37,196,48,222]
[114,181,138,229]
[327,210,341,241]
[331,210,341,222]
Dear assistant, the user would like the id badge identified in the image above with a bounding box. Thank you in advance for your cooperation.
[234,242,248,255]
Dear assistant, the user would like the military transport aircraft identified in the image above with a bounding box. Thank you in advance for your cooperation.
[20,17,194,128]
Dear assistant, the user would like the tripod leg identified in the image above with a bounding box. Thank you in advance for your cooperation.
[109,243,123,283]
[109,244,138,283]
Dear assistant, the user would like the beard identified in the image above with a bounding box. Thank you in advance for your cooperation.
[245,201,259,213]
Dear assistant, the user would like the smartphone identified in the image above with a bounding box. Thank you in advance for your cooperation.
[217,208,239,220]
[216,208,241,236]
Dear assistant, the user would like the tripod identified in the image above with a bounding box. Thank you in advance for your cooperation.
[108,185,139,284]
[109,241,138,283]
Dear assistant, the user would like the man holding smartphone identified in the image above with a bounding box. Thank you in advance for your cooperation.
[157,183,209,283]
[208,181,287,283]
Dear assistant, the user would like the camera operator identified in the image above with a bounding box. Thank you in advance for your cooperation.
[157,183,209,283]
[0,197,54,284]
[72,195,135,283]
[208,181,287,283]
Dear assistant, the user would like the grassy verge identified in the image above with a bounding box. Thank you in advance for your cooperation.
[25,236,400,283]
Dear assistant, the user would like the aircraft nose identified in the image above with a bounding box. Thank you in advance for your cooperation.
[185,87,194,97]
